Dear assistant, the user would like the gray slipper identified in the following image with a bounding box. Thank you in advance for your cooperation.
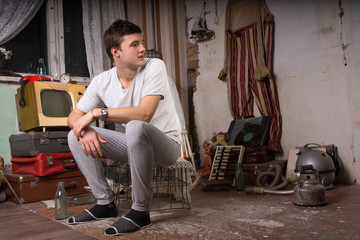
[105,216,152,236]
[66,209,98,225]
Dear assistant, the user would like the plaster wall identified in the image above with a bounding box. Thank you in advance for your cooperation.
[186,0,233,149]
[185,0,360,183]
[0,83,19,163]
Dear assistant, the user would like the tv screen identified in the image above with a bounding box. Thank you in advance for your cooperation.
[41,90,73,117]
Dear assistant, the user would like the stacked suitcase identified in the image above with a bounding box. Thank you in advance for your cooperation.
[7,130,89,203]
[6,81,88,203]
[3,168,89,204]
[9,131,77,176]
[7,131,90,203]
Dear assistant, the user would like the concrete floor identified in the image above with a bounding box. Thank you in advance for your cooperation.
[22,183,360,240]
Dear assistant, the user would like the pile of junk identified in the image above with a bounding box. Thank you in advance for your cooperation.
[245,143,343,207]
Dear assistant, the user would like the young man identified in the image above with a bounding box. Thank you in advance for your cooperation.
[66,19,182,236]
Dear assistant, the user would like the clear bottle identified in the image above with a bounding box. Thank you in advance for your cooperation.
[36,58,47,75]
[69,193,96,206]
[55,182,69,220]
[26,62,35,73]
[235,163,245,191]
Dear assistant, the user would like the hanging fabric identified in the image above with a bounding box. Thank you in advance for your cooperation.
[219,0,282,152]
[0,0,44,45]
[82,0,125,78]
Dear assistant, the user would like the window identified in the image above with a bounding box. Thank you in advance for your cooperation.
[5,3,48,75]
[63,0,89,77]
[5,0,89,78]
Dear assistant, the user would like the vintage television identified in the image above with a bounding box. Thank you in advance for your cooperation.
[15,81,86,132]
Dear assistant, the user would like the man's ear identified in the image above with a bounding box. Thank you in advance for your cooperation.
[111,47,120,58]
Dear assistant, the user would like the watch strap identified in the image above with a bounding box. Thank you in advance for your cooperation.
[101,108,108,121]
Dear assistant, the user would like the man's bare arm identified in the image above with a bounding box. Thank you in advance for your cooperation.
[67,95,160,159]
[91,95,161,123]
[67,108,107,159]
[67,108,87,129]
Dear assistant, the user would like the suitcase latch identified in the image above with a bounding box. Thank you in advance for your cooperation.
[47,156,54,166]
[40,138,49,145]
[58,138,68,145]
[31,177,40,188]
[40,132,50,145]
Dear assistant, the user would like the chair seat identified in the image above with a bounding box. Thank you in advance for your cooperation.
[106,131,200,212]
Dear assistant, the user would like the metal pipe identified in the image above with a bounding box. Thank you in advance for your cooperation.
[263,189,294,195]
[245,186,294,195]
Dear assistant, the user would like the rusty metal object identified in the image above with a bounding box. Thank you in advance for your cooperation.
[294,165,327,206]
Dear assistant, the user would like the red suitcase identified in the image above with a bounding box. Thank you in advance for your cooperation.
[11,152,78,176]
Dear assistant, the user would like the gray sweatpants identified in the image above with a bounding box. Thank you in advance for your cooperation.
[67,120,181,212]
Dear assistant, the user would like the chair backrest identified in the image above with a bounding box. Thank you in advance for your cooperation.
[180,130,196,169]
[145,50,194,170]
[145,49,186,130]
[145,49,162,59]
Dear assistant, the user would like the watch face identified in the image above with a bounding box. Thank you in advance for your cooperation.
[60,73,71,83]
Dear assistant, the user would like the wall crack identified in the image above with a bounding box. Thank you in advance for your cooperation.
[338,0,348,66]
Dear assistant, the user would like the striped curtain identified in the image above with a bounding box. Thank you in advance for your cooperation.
[226,21,282,152]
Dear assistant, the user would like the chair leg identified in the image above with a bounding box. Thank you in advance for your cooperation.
[181,130,202,191]
[189,172,202,191]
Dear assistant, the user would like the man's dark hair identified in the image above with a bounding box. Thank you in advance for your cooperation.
[104,19,142,61]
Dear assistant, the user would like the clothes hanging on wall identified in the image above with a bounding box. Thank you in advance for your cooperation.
[219,0,282,153]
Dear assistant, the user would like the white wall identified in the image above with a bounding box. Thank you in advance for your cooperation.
[185,0,360,184]
[186,0,233,152]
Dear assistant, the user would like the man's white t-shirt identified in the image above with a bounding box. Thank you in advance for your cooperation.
[76,58,182,145]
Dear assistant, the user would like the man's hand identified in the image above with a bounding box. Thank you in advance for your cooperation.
[69,109,107,159]
[78,126,107,159]
[72,111,95,141]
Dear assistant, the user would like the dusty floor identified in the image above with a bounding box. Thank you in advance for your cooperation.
[21,183,360,240]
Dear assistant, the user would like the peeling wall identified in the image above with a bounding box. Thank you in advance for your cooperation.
[337,0,360,182]
[186,0,233,155]
[185,0,360,184]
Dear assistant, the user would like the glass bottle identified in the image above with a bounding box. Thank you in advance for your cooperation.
[36,58,47,75]
[55,182,69,220]
[235,163,245,191]
[26,62,35,73]
[69,193,96,206]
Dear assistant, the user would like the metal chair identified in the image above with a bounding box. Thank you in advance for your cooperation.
[106,129,201,213]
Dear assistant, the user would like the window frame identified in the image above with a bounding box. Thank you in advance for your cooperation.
[46,0,65,80]
[46,0,89,82]
[0,0,90,83]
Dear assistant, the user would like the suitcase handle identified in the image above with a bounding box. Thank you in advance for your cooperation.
[65,181,77,188]
[62,159,78,170]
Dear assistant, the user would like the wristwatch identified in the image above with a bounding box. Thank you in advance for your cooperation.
[101,108,108,121]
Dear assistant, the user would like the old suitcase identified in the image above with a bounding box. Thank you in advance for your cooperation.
[243,146,274,164]
[3,169,89,204]
[11,152,78,176]
[9,131,70,157]
[242,160,287,185]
